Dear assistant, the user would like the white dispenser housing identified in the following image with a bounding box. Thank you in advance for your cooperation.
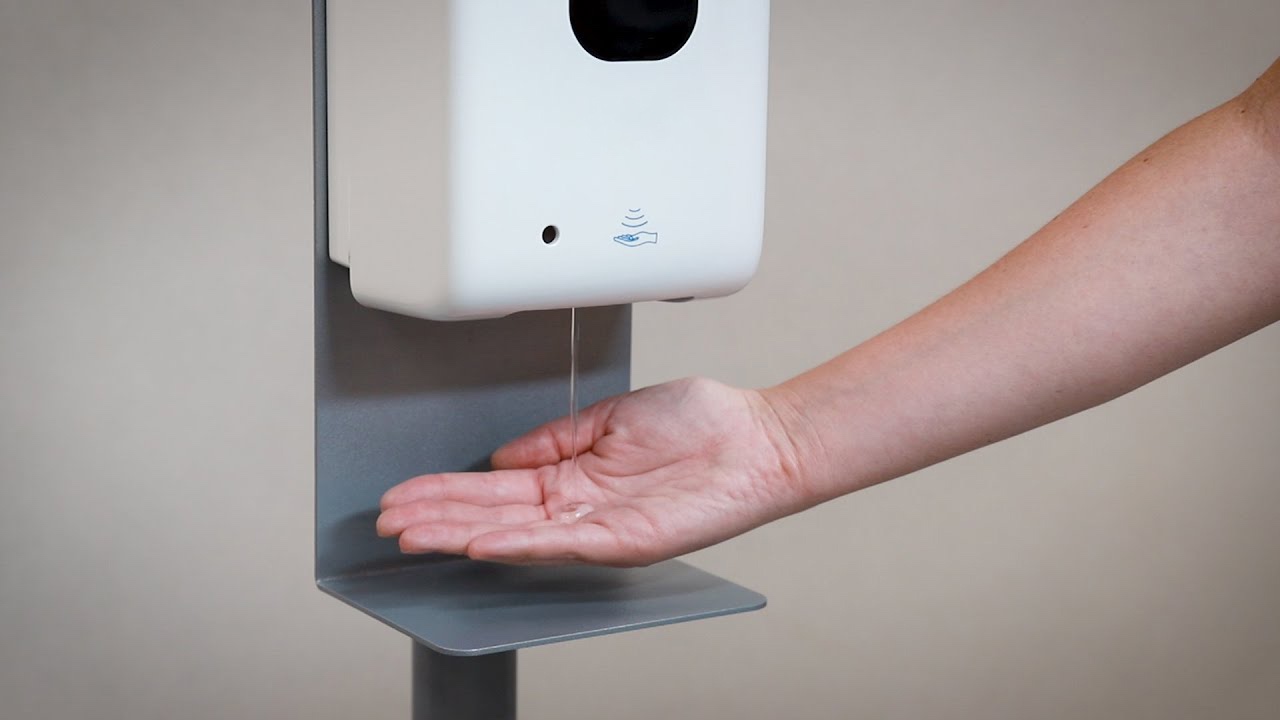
[326,0,770,321]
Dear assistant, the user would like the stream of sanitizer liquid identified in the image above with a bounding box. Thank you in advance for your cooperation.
[557,308,593,525]
[569,306,580,472]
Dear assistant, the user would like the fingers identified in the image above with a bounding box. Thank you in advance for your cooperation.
[466,522,634,567]
[398,521,514,555]
[490,395,623,470]
[380,469,542,511]
[377,500,546,537]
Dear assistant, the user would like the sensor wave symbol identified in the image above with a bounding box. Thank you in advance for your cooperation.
[614,208,659,247]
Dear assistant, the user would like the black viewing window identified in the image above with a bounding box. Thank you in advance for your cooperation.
[569,0,699,62]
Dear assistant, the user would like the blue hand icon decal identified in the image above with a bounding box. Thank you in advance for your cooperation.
[614,230,659,247]
[614,208,658,247]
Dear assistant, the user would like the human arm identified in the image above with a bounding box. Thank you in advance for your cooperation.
[378,59,1280,566]
[767,58,1280,507]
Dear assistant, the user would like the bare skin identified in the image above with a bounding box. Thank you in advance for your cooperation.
[379,58,1280,567]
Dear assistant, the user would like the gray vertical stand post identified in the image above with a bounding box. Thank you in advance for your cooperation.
[413,646,516,720]
[313,2,764,718]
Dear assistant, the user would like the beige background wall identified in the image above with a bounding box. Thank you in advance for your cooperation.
[2,1,1277,718]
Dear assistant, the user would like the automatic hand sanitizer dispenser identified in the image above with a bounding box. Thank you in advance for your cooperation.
[326,0,770,320]
[315,5,771,715]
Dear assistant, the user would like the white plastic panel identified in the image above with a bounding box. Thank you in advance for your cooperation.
[326,0,450,315]
[328,0,770,320]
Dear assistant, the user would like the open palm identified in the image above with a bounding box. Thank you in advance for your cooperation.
[377,378,804,566]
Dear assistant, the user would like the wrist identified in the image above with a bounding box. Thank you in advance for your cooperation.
[753,383,832,511]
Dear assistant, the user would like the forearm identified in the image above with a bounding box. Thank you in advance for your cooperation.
[766,66,1280,505]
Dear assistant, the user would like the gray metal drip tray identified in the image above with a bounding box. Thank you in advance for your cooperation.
[318,558,766,656]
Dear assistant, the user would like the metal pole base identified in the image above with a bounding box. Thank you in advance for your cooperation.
[413,644,516,720]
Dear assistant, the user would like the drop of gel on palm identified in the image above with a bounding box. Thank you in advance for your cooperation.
[557,503,594,524]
